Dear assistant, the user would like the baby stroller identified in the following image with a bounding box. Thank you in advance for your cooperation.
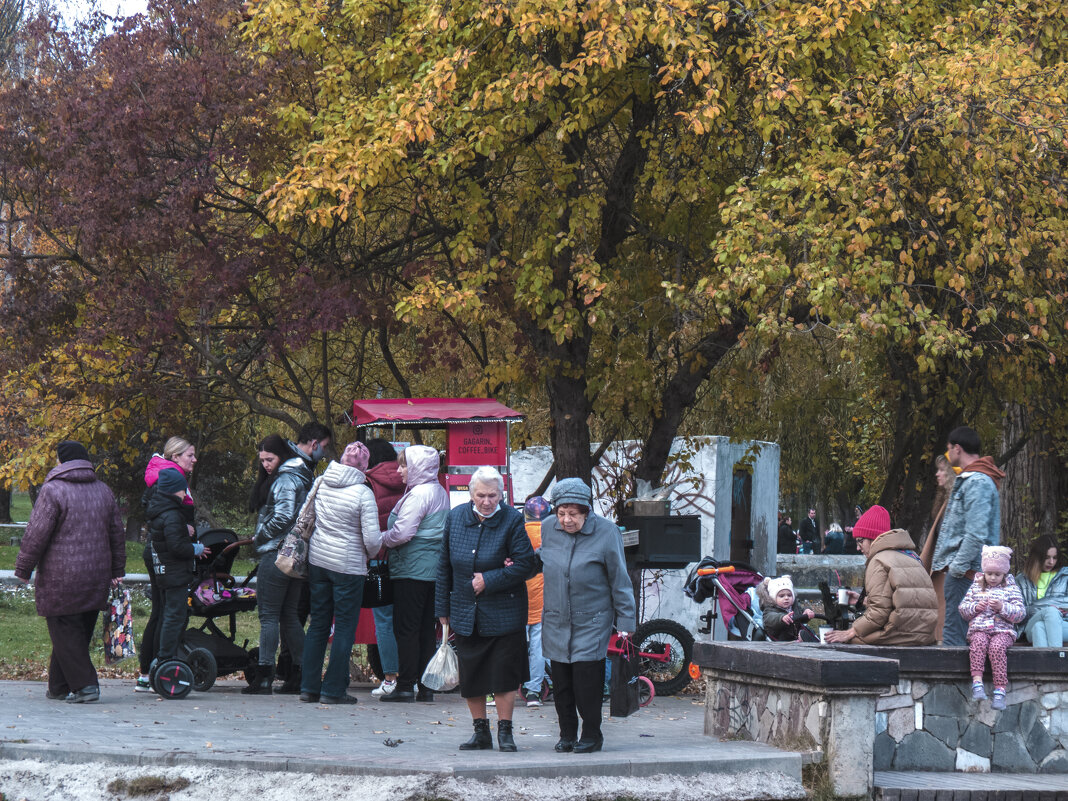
[173,528,258,692]
[684,557,820,642]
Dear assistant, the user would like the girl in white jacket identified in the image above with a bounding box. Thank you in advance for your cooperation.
[299,442,382,704]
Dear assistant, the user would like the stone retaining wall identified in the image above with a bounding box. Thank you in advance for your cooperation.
[874,677,1068,774]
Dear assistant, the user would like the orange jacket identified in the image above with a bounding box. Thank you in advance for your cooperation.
[525,520,544,624]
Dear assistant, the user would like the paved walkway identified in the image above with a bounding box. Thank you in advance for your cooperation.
[0,679,800,784]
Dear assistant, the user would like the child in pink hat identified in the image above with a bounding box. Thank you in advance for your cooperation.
[958,545,1026,709]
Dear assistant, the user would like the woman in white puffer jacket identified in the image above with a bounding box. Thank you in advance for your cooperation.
[299,441,382,703]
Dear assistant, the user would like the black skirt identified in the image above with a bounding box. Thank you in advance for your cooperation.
[454,629,529,698]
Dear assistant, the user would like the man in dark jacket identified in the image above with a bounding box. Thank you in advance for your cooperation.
[798,509,819,554]
[15,441,125,703]
[148,469,208,668]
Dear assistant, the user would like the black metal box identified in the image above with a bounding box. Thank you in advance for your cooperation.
[619,514,702,569]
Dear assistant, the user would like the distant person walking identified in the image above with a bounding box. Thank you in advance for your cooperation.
[776,515,796,555]
[798,509,819,554]
[931,426,1005,646]
[15,441,125,703]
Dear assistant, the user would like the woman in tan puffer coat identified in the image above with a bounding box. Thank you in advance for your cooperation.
[825,505,938,646]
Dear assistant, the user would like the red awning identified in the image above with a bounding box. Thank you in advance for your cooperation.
[351,398,525,427]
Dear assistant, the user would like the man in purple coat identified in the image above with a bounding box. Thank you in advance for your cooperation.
[15,441,126,702]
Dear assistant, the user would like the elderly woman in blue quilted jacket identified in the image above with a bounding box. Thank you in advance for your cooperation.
[436,466,534,753]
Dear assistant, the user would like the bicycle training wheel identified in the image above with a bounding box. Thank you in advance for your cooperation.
[638,675,655,707]
[632,618,695,696]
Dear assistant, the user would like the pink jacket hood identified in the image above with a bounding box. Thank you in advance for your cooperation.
[144,454,194,506]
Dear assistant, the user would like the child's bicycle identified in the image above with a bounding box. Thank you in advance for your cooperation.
[540,620,694,706]
[607,634,657,707]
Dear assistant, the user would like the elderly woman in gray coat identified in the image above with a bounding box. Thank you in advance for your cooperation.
[541,478,636,754]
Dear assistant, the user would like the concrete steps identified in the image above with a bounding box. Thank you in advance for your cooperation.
[875,770,1068,800]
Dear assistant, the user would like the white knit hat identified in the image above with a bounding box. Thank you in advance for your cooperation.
[767,575,793,598]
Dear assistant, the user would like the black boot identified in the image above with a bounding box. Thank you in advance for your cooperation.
[458,718,493,751]
[276,665,301,695]
[242,666,274,695]
[497,719,517,752]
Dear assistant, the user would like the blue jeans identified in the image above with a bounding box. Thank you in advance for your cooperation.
[1025,606,1068,647]
[524,622,545,695]
[301,564,365,697]
[257,552,305,667]
[943,573,972,647]
[373,605,399,675]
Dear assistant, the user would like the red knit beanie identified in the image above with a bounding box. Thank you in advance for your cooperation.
[853,505,890,540]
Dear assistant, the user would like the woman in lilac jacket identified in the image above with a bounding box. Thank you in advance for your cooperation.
[378,445,450,703]
[15,441,125,703]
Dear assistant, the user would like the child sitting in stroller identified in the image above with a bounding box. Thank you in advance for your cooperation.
[758,575,817,642]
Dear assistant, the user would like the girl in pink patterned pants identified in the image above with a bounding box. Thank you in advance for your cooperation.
[959,545,1026,711]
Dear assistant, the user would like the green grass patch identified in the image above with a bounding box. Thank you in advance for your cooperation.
[2,537,258,576]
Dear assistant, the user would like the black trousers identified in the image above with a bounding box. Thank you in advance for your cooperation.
[155,585,190,661]
[551,659,605,741]
[392,578,436,691]
[138,546,162,674]
[45,610,100,696]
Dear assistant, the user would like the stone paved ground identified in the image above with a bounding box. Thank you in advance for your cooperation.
[0,679,805,801]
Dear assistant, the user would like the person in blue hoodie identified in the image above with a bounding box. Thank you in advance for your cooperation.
[147,469,208,674]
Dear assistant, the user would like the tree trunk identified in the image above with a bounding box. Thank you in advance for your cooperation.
[0,485,11,524]
[876,352,966,544]
[1001,403,1063,554]
[546,368,593,480]
[125,515,144,542]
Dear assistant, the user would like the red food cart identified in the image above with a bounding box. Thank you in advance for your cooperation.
[350,397,526,506]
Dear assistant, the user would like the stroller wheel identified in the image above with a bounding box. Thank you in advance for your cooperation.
[153,659,194,700]
[186,647,218,691]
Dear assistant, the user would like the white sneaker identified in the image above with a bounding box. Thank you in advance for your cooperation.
[371,679,397,697]
[134,676,153,693]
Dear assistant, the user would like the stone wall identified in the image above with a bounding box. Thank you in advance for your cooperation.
[704,671,886,797]
[874,677,1068,774]
[706,675,826,751]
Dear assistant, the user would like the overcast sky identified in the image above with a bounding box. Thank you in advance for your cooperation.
[58,0,147,24]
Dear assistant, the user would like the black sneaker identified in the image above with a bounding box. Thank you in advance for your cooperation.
[319,693,358,705]
[523,689,542,707]
[66,686,100,704]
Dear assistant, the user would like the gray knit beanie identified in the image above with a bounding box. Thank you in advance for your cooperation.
[550,477,593,511]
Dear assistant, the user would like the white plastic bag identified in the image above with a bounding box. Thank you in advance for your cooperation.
[420,623,459,691]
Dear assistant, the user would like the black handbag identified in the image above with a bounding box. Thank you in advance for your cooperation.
[362,560,393,608]
[609,637,641,717]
